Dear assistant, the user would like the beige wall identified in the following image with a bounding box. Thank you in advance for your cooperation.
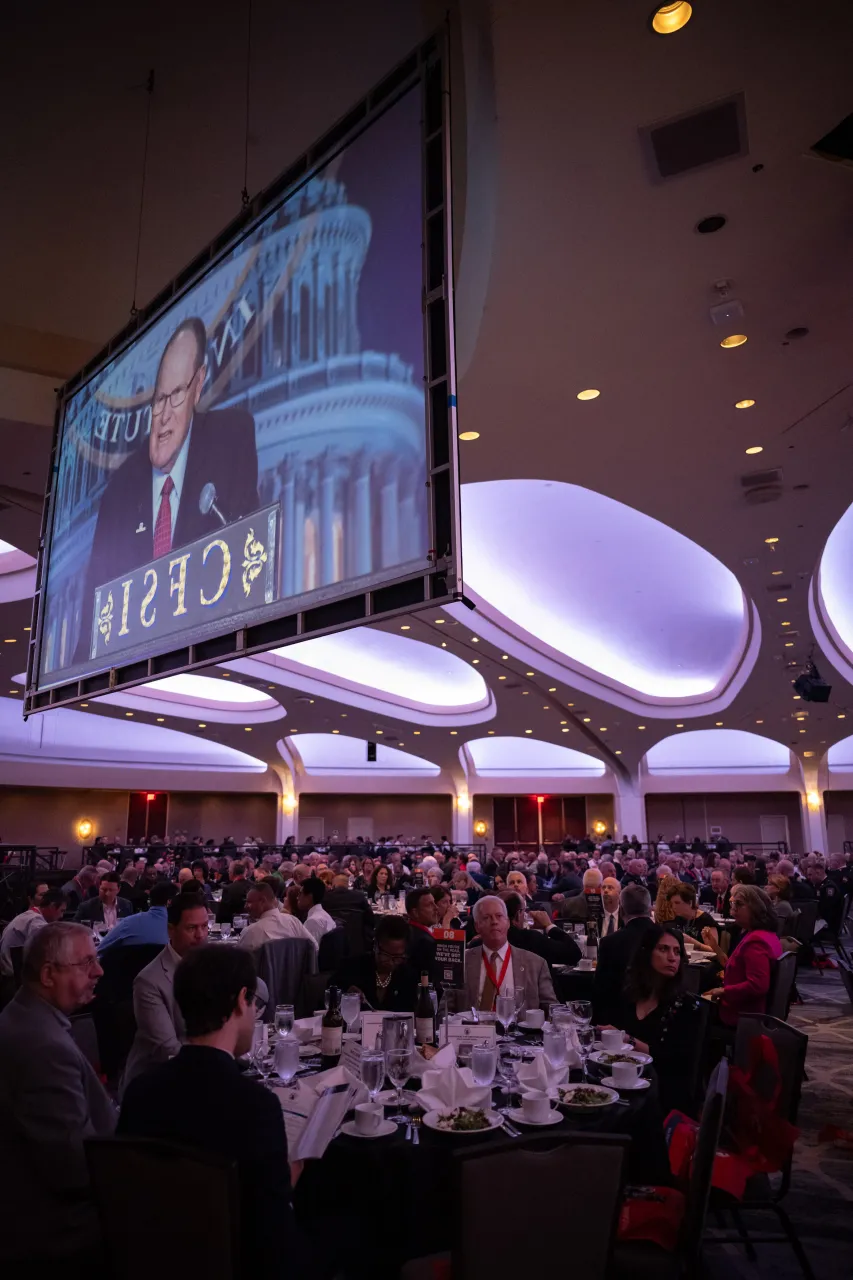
[298,793,453,842]
[167,792,277,844]
[645,792,804,851]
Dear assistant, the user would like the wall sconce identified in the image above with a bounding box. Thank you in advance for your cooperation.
[282,795,296,815]
[473,819,488,837]
[592,820,607,836]
[457,793,471,813]
[806,790,821,811]
[76,818,94,842]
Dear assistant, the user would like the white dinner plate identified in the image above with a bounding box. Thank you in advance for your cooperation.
[600,1074,651,1092]
[589,1049,653,1068]
[340,1119,397,1140]
[516,1019,546,1031]
[557,1084,619,1111]
[505,1106,562,1127]
[422,1110,504,1136]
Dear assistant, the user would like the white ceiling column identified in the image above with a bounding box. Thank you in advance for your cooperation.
[614,773,647,844]
[800,758,828,856]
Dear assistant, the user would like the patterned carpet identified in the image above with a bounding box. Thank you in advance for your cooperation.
[705,965,853,1280]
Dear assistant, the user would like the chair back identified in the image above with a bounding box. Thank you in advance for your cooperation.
[9,945,24,984]
[254,936,317,1019]
[452,1132,627,1280]
[330,906,371,957]
[837,952,853,1009]
[86,1137,239,1279]
[679,1058,728,1273]
[733,1013,807,1126]
[765,951,798,1020]
[318,925,348,972]
[791,899,818,944]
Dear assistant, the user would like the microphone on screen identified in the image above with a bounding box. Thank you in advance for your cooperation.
[199,482,227,528]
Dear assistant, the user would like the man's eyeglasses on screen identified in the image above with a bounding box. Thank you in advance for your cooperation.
[151,365,203,416]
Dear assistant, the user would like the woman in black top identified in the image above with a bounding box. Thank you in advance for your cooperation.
[610,924,704,1114]
[366,863,395,901]
[666,881,726,965]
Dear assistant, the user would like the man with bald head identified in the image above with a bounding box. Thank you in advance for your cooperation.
[77,316,259,661]
[554,867,603,923]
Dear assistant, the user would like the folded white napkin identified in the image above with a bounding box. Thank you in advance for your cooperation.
[293,1015,322,1042]
[418,1063,492,1112]
[304,1063,366,1100]
[517,1049,573,1094]
[408,1042,456,1078]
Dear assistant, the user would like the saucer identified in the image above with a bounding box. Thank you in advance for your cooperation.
[505,1106,562,1127]
[601,1074,650,1092]
[516,1019,545,1031]
[340,1119,397,1139]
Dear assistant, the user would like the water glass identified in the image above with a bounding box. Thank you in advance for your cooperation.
[513,985,527,1025]
[386,1048,413,1114]
[274,1037,300,1089]
[340,992,361,1034]
[577,1026,595,1081]
[220,922,232,940]
[543,1026,570,1071]
[471,1041,498,1088]
[361,1049,386,1103]
[495,994,516,1035]
[570,1000,593,1029]
[274,1004,295,1039]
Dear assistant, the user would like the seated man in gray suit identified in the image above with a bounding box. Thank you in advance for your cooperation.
[0,922,116,1269]
[463,895,556,1013]
[122,893,209,1091]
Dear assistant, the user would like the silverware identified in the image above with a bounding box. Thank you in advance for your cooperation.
[411,1114,421,1146]
[404,1121,413,1141]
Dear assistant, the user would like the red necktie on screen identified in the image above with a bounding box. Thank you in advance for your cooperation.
[153,476,175,558]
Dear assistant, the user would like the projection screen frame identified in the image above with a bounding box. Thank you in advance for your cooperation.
[24,31,461,717]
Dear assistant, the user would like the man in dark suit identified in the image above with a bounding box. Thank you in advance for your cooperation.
[324,873,375,953]
[76,316,259,662]
[500,892,581,971]
[75,871,133,928]
[592,884,655,1023]
[118,945,302,1277]
[217,860,251,924]
[405,886,439,977]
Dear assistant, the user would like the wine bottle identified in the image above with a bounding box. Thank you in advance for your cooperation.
[415,970,435,1046]
[321,986,344,1068]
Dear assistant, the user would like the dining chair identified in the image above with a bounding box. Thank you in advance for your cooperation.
[86,1137,240,1279]
[254,935,317,1019]
[765,951,798,1021]
[711,1014,813,1280]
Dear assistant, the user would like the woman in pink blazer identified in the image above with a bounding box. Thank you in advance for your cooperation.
[707,885,782,1026]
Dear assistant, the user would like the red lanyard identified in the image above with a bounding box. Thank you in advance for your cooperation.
[482,946,512,999]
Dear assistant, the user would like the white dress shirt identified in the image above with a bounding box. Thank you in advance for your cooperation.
[102,902,118,931]
[303,903,337,947]
[238,908,316,952]
[601,909,619,937]
[151,422,193,539]
[477,941,514,1000]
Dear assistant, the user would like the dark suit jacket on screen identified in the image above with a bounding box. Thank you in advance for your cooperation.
[76,406,259,662]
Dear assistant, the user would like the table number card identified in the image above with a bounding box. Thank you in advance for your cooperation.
[359,1010,394,1050]
[442,1021,497,1050]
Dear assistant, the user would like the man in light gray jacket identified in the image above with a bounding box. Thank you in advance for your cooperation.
[0,922,116,1267]
[122,893,209,1091]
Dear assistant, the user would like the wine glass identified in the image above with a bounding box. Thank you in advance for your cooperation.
[577,1026,595,1082]
[361,1049,386,1104]
[274,1004,295,1039]
[386,1047,413,1118]
[471,1041,497,1088]
[340,992,361,1035]
[513,985,527,1027]
[220,921,232,941]
[497,1044,522,1105]
[274,1037,301,1094]
[570,1000,593,1030]
[495,993,516,1036]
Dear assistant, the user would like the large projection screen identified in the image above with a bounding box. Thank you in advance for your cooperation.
[26,38,460,715]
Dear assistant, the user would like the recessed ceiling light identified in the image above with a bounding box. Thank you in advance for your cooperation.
[498,675,506,680]
[765,537,779,544]
[268,684,275,689]
[375,730,383,735]
[771,570,782,575]
[487,730,495,735]
[291,728,298,733]
[799,729,806,734]
[341,713,347,718]
[309,699,314,704]
[3,638,16,643]
[756,719,764,724]
[197,722,205,727]
[413,731,421,735]
[615,749,622,754]
[501,654,508,660]
[471,637,479,643]
[781,621,791,627]
[838,714,846,719]
[244,727,252,732]
[459,431,480,441]
[562,728,569,733]
[472,658,480,664]
[332,729,339,734]
[804,750,814,757]
[548,687,556,692]
[23,626,30,631]
[715,721,723,726]
[8,688,18,694]
[777,597,788,603]
[450,731,458,735]
[577,389,600,401]
[435,619,445,625]
[526,671,535,676]
[638,725,646,730]
[543,705,549,710]
[745,446,763,455]
[126,712,134,717]
[567,703,574,707]
[522,691,529,696]
[400,625,410,631]
[221,672,230,678]
[784,642,794,647]
[676,723,684,728]
[156,717,164,722]
[793,695,801,700]
[721,334,748,349]
[524,729,532,734]
[651,1,693,34]
[736,399,756,409]
[583,717,591,723]
[599,727,607,732]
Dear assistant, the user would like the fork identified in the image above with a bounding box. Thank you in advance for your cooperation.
[410,1114,421,1146]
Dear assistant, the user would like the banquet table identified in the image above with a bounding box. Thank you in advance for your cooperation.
[293,1053,668,1279]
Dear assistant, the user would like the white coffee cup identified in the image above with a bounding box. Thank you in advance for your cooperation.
[577,957,594,971]
[600,1028,625,1051]
[521,1089,552,1123]
[354,1102,384,1134]
[524,1008,545,1029]
[612,1060,641,1088]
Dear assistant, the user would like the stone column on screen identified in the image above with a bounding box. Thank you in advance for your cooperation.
[281,461,295,598]
[380,461,400,568]
[353,453,372,576]
[320,455,336,585]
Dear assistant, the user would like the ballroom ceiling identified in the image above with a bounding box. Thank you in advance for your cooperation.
[1,0,853,792]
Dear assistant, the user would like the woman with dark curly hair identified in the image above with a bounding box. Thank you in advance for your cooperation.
[607,924,704,1113]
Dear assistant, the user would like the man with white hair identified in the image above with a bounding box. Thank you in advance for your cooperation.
[463,896,555,1012]
[554,867,603,923]
[0,923,116,1266]
[466,858,489,889]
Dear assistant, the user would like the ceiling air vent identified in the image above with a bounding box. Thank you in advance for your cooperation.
[741,466,783,505]
[640,93,748,182]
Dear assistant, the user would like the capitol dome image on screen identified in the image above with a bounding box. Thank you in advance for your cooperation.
[40,88,428,679]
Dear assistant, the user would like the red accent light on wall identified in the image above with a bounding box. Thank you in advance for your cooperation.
[146,793,156,802]
[536,795,545,804]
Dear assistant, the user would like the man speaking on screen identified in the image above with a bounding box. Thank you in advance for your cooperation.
[76,317,259,661]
